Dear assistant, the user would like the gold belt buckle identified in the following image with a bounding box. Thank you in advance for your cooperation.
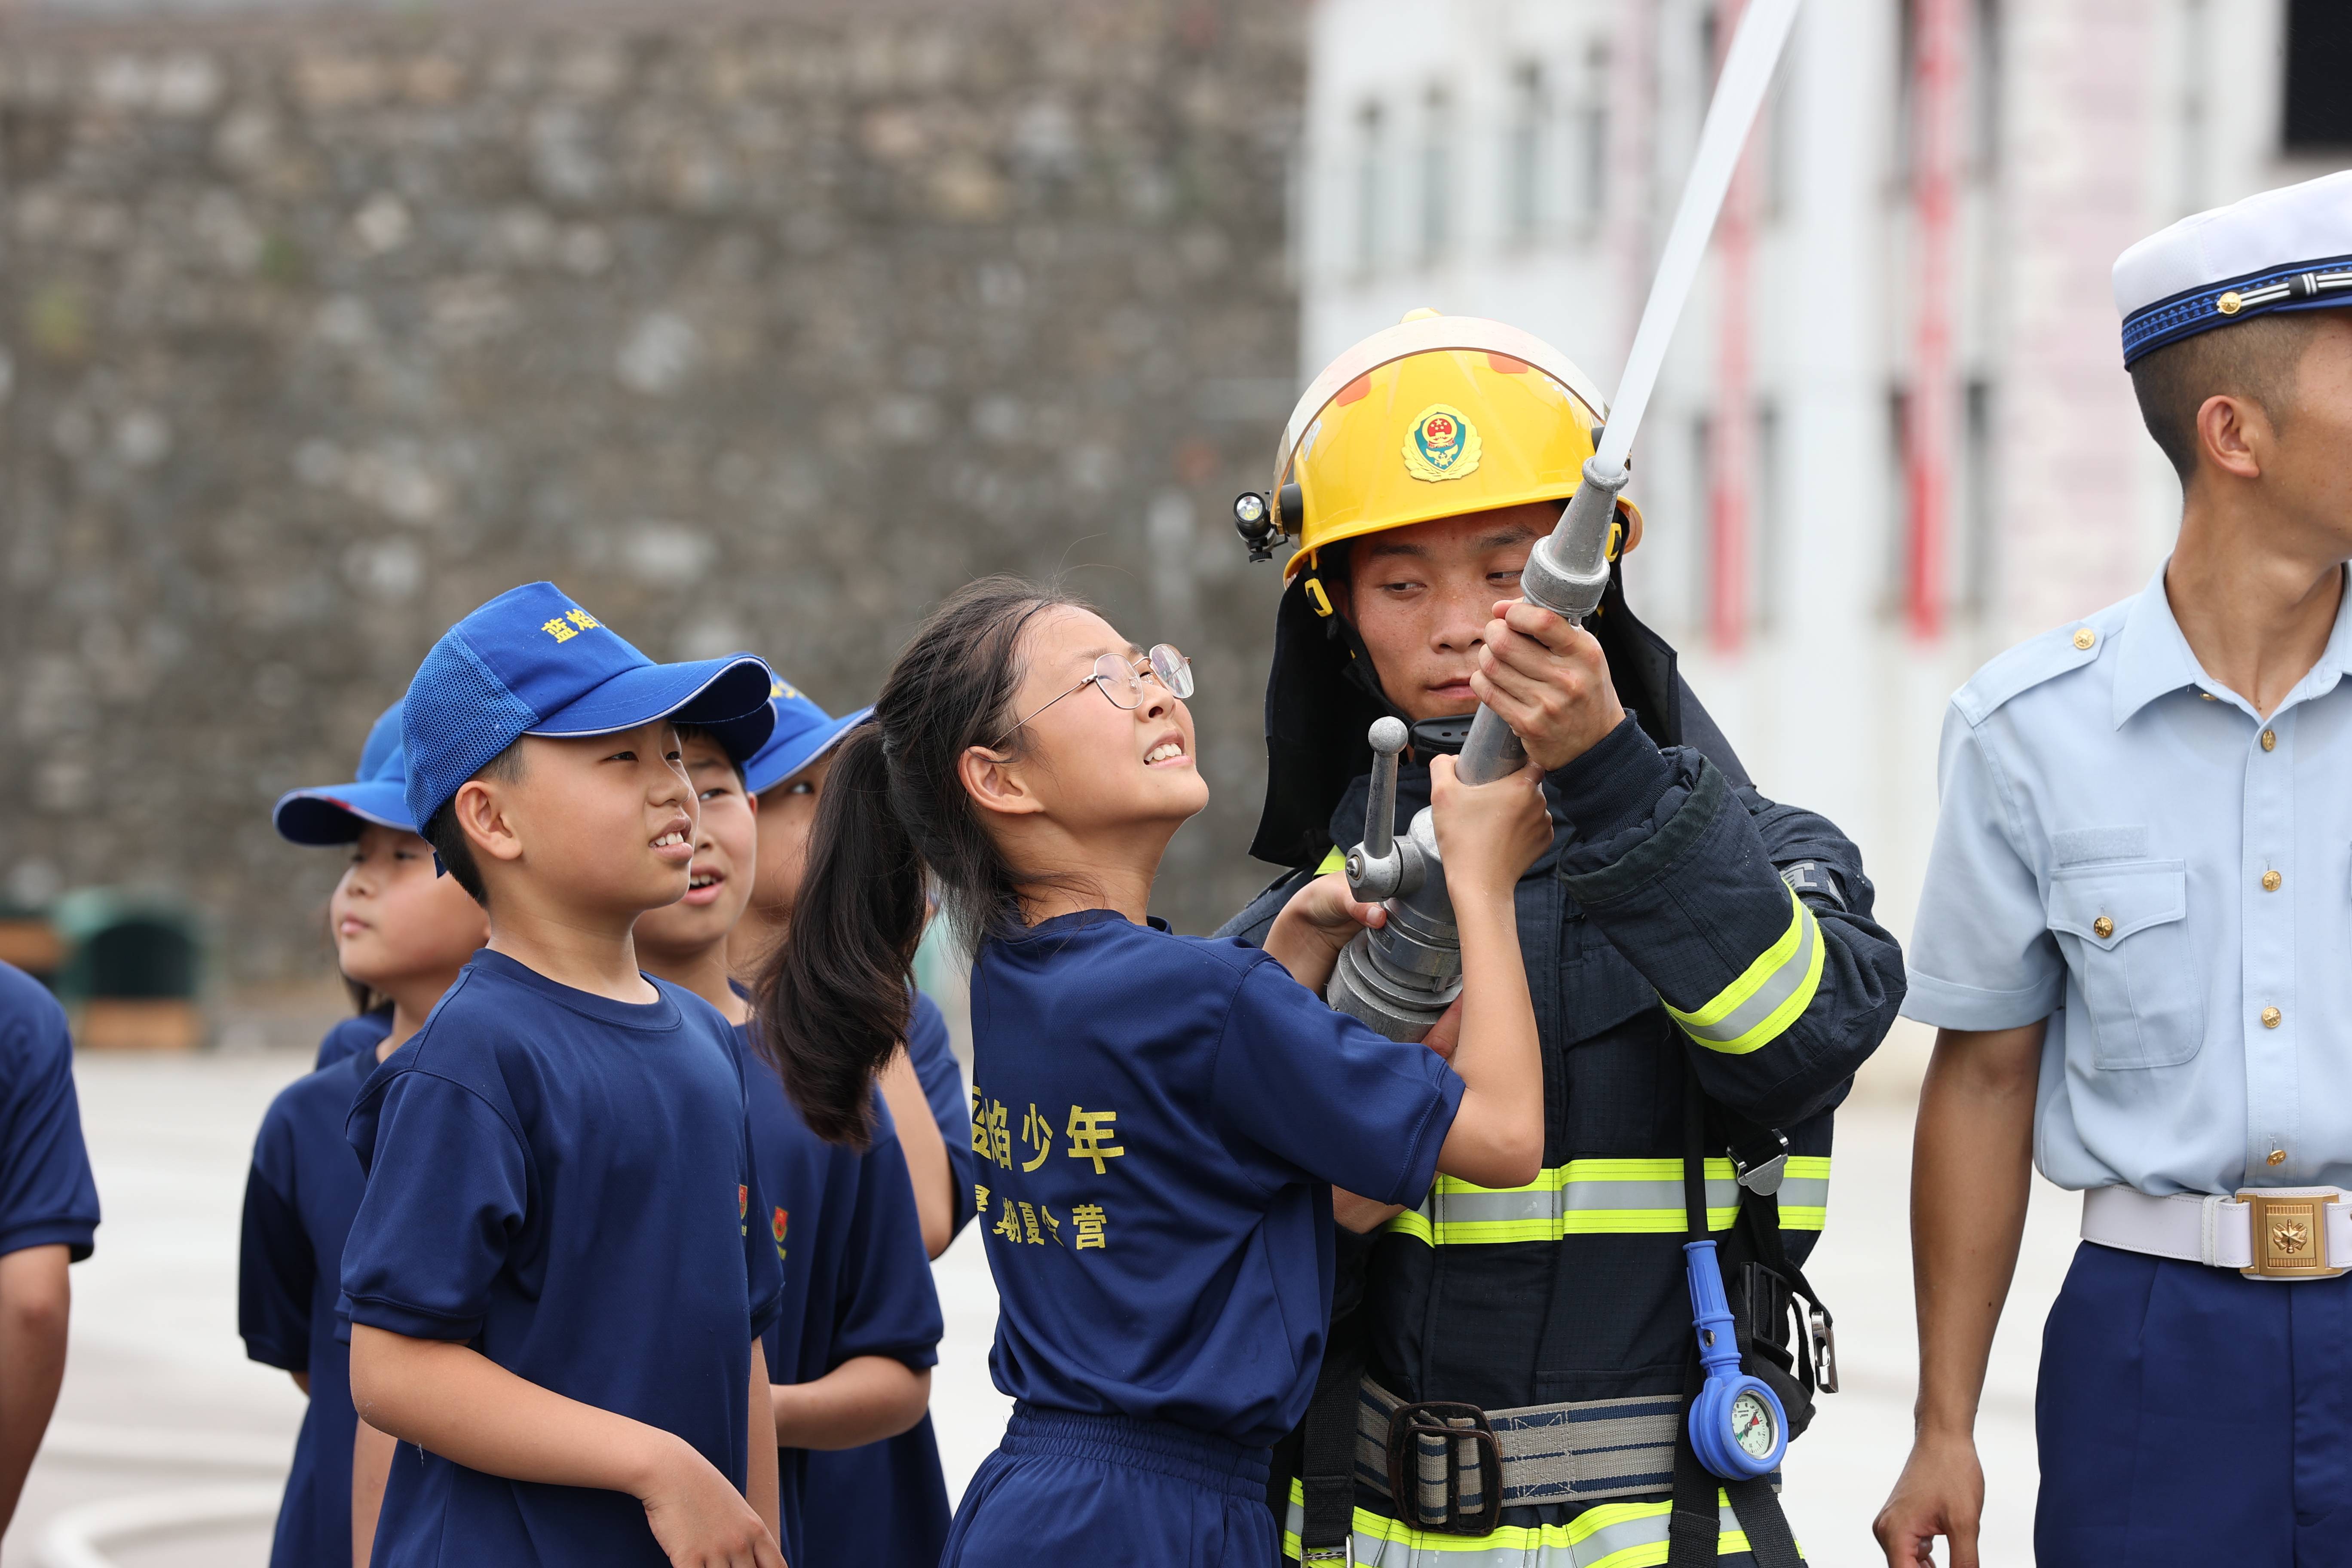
[2237,1189,2347,1280]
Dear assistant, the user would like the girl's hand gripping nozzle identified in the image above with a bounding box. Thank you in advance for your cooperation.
[1324,718,1465,1042]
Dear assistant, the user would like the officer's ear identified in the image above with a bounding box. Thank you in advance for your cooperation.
[959,744,1047,821]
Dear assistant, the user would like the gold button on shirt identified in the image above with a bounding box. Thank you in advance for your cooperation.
[2263,1006,2284,1029]
[2263,870,2284,892]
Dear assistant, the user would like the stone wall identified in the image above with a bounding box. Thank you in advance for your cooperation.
[0,0,1304,986]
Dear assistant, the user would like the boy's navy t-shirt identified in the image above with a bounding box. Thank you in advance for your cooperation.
[340,951,784,1568]
[733,1015,941,1567]
[0,960,99,1262]
[799,991,965,1568]
[240,1040,383,1568]
[968,912,1463,1449]
[315,1007,393,1070]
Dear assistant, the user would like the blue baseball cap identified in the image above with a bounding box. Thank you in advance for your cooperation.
[400,582,775,829]
[274,701,419,845]
[741,678,873,797]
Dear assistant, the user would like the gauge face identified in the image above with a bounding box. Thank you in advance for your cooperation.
[1730,1391,1778,1459]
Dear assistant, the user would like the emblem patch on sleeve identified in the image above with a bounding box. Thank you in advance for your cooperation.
[1402,404,1482,482]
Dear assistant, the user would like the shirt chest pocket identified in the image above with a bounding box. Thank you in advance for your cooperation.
[2046,860,2203,1070]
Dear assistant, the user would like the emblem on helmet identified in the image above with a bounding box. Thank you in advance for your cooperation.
[1402,404,1483,483]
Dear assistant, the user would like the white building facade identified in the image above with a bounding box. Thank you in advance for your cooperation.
[1297,0,2349,945]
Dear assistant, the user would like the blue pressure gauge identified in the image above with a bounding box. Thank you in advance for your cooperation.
[1684,1238,1788,1479]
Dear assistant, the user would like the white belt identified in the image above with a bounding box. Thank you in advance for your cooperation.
[2081,1185,2352,1280]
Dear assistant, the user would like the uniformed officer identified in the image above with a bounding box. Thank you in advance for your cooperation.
[1873,169,2352,1568]
[1222,311,1908,1567]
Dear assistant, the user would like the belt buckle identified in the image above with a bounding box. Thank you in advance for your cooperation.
[2237,1189,2346,1280]
[1384,1400,1504,1537]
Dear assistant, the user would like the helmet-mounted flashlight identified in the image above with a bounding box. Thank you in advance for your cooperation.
[1232,484,1302,563]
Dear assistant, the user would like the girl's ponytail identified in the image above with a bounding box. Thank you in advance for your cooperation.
[756,575,1081,1145]
[758,723,923,1144]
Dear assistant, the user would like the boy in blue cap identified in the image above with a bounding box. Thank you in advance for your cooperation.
[306,702,414,1072]
[632,711,943,1567]
[729,683,973,1568]
[241,700,488,1568]
[1877,170,2352,1568]
[338,582,789,1568]
[0,959,99,1539]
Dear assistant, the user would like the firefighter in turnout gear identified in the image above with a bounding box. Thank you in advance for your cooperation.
[1220,312,1907,1568]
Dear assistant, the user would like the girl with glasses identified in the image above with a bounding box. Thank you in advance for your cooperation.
[756,576,1549,1567]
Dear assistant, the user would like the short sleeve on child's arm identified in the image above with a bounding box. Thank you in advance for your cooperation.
[828,1105,943,1372]
[238,1118,314,1370]
[0,977,100,1262]
[1210,959,1465,1208]
[340,1071,529,1342]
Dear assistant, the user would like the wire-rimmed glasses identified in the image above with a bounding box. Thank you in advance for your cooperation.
[993,644,1194,747]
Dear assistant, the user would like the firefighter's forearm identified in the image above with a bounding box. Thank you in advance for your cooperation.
[1909,1023,2043,1438]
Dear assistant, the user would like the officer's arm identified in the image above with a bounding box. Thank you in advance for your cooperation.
[1872,1020,2043,1568]
[1552,721,1905,1122]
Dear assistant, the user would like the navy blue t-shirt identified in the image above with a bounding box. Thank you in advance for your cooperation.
[0,961,99,1262]
[241,1040,383,1568]
[735,1017,942,1567]
[799,991,965,1568]
[315,1007,393,1070]
[968,912,1463,1449]
[340,951,785,1568]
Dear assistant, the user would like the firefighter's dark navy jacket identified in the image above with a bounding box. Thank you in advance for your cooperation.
[1220,712,1904,1517]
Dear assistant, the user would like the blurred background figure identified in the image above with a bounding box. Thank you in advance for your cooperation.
[0,0,2344,1564]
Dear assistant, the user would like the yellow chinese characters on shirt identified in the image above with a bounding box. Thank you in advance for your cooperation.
[971,1084,1123,1253]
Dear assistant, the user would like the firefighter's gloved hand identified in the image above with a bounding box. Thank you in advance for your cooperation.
[1471,599,1627,772]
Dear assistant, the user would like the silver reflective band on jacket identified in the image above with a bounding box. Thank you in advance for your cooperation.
[1383,1157,1832,1246]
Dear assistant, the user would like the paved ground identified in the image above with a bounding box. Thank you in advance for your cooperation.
[2,1035,2079,1567]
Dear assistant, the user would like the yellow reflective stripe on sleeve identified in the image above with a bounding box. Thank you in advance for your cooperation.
[1382,1157,1831,1245]
[1662,885,1826,1056]
[1777,1155,1831,1231]
[1281,1477,1785,1565]
[1317,845,1346,875]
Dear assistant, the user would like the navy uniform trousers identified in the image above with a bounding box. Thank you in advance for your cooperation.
[2040,1240,2352,1566]
[943,1406,1274,1568]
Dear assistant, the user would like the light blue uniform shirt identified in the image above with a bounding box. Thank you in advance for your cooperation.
[1905,562,2352,1198]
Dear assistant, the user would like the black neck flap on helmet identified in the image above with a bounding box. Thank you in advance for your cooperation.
[1247,551,1752,867]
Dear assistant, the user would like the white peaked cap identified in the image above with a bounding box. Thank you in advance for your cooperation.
[2113,168,2352,366]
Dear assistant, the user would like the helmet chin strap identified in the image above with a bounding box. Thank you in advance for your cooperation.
[1325,616,1472,760]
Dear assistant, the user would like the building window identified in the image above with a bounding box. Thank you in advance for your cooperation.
[1754,400,1782,636]
[1961,379,1995,618]
[1354,101,1385,275]
[1418,88,1454,266]
[1504,62,1546,245]
[2282,0,2352,150]
[1575,42,1610,230]
[1885,386,1911,617]
[1971,0,2002,175]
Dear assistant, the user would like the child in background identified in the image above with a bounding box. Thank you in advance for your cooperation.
[311,703,410,1072]
[338,582,787,1568]
[0,958,100,1540]
[634,717,942,1567]
[239,701,489,1568]
[762,579,1551,1566]
[728,686,974,1568]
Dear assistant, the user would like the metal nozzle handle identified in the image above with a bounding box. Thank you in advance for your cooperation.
[1360,717,1408,862]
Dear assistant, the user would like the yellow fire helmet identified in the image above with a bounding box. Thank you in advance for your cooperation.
[1265,309,1640,588]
